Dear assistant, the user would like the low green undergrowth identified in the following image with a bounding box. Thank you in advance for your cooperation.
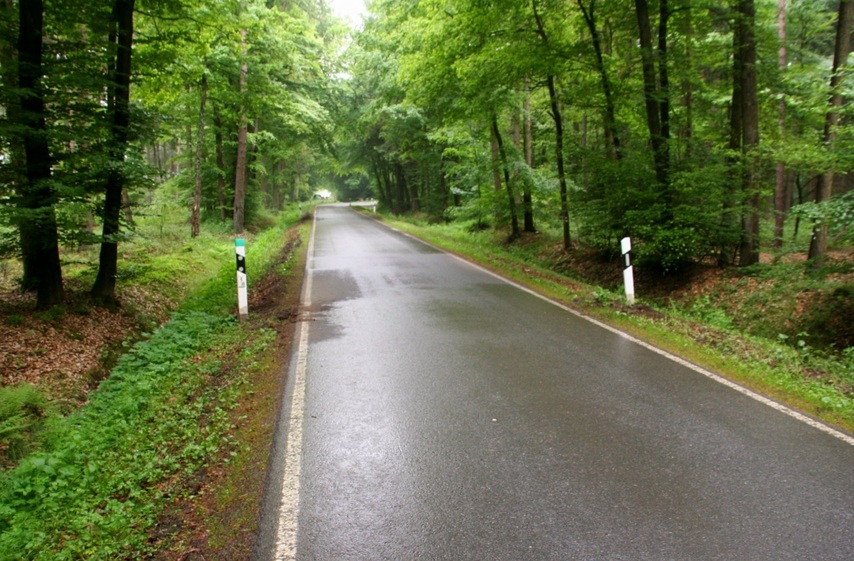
[0,209,300,560]
[0,385,52,470]
[0,312,243,560]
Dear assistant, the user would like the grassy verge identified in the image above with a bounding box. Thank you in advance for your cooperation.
[0,207,308,560]
[377,214,854,435]
[155,218,312,560]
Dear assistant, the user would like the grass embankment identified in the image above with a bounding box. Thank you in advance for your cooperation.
[378,215,854,435]
[0,200,310,560]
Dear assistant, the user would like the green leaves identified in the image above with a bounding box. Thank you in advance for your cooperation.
[791,190,854,244]
[0,212,297,559]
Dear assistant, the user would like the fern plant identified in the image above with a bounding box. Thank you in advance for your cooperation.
[0,384,51,467]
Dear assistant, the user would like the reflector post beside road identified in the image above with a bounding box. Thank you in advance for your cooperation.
[236,238,248,321]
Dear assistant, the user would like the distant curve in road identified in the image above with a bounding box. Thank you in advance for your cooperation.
[254,204,854,561]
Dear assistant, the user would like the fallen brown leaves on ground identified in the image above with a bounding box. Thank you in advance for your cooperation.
[0,279,174,410]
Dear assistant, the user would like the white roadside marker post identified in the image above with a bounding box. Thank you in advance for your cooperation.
[235,238,249,321]
[621,237,635,305]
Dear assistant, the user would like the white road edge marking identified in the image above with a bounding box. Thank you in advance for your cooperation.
[274,212,317,560]
[275,208,853,558]
[384,222,854,448]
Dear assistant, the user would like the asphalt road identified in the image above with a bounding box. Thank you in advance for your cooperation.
[255,204,854,561]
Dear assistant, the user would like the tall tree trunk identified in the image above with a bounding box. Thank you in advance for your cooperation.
[492,116,520,240]
[233,29,248,234]
[808,0,854,267]
[394,161,407,214]
[731,0,761,267]
[522,80,536,233]
[658,0,670,147]
[511,108,534,232]
[680,5,695,161]
[17,0,64,308]
[213,105,228,220]
[291,170,300,205]
[720,9,745,267]
[273,160,284,209]
[408,162,421,212]
[547,76,571,250]
[577,0,622,159]
[192,73,207,237]
[248,117,260,186]
[92,0,135,304]
[773,0,788,248]
[634,0,671,210]
[531,4,570,244]
[372,158,391,209]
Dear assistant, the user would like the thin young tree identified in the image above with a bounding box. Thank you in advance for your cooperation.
[533,1,571,249]
[191,72,207,238]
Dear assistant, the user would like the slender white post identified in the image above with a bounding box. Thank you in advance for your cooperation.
[621,237,635,305]
[236,238,249,321]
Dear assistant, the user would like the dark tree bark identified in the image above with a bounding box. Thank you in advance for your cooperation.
[808,0,854,267]
[92,0,135,304]
[720,7,745,267]
[634,0,671,210]
[679,5,695,161]
[394,161,408,214]
[191,73,207,238]
[511,108,535,232]
[657,0,670,147]
[532,3,570,247]
[577,0,622,159]
[522,80,536,233]
[547,76,571,250]
[408,162,421,212]
[492,116,520,241]
[489,128,503,193]
[213,105,228,221]
[773,0,788,248]
[731,0,761,267]
[17,0,64,308]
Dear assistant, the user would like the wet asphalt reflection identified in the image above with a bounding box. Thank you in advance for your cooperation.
[257,204,854,561]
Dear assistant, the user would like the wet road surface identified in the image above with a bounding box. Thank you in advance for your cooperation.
[255,204,854,560]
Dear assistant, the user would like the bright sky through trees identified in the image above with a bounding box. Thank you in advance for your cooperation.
[330,0,367,28]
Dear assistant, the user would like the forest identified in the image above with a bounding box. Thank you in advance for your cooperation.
[0,0,852,307]
[348,0,853,268]
[0,1,852,558]
[1,0,353,309]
